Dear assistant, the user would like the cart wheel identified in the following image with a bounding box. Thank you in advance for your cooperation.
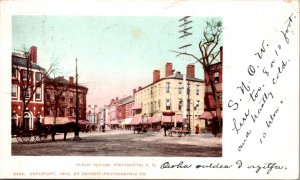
[16,135,23,143]
[31,135,39,143]
[20,134,31,144]
[39,133,48,142]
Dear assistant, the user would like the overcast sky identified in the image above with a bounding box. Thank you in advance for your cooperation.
[12,16,222,110]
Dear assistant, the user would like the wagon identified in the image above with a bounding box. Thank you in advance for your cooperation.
[170,128,190,137]
[12,126,50,144]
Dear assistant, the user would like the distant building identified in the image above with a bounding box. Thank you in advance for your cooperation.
[107,97,119,129]
[11,46,45,130]
[117,95,134,129]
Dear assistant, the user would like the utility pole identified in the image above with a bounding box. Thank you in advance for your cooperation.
[187,81,191,132]
[178,16,193,130]
[73,58,80,141]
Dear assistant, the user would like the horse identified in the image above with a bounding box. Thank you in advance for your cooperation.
[47,122,76,141]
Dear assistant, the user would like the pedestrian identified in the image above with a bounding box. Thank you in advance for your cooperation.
[35,112,43,131]
[195,124,200,134]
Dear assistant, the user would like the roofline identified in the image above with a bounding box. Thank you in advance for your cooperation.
[137,76,204,93]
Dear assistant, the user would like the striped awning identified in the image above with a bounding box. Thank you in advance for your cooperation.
[199,111,222,120]
[174,114,183,123]
[130,115,142,125]
[44,117,71,125]
[69,118,90,125]
[121,118,133,125]
[148,115,162,123]
[110,120,119,125]
[162,115,174,123]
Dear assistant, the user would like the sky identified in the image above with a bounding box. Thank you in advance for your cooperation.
[12,16,222,110]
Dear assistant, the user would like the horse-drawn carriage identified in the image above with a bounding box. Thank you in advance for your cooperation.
[133,124,147,134]
[11,117,82,143]
[11,126,50,144]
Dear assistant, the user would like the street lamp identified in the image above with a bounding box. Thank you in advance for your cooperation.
[88,105,97,126]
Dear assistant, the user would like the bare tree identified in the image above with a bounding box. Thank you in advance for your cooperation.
[173,18,223,134]
[12,47,57,129]
[45,76,69,125]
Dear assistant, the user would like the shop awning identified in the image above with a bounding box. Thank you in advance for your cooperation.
[44,117,71,125]
[162,115,174,123]
[110,120,120,125]
[69,118,90,125]
[174,114,183,123]
[199,111,222,120]
[121,118,133,125]
[130,115,142,125]
[148,115,162,123]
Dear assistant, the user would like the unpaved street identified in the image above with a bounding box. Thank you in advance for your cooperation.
[12,130,222,157]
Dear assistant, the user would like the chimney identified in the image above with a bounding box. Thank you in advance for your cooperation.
[30,46,37,64]
[153,70,160,83]
[133,89,137,96]
[220,46,223,62]
[165,62,173,77]
[186,64,195,78]
[138,86,142,91]
[69,76,74,84]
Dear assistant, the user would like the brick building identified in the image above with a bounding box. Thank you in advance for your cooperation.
[11,46,45,130]
[200,46,223,130]
[44,76,88,124]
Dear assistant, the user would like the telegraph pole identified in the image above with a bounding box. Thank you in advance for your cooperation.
[178,16,193,130]
[73,58,80,141]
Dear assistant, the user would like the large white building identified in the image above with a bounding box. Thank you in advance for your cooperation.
[133,62,205,131]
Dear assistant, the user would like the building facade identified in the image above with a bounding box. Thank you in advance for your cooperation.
[44,76,88,124]
[200,46,223,130]
[133,62,205,131]
[11,46,45,130]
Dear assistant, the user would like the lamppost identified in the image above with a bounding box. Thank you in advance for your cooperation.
[88,105,97,126]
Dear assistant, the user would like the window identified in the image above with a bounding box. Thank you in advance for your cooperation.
[60,106,66,117]
[46,90,51,101]
[61,92,66,101]
[70,92,74,103]
[178,82,182,94]
[70,107,75,117]
[196,84,200,95]
[194,100,200,110]
[214,71,219,83]
[166,82,170,93]
[35,72,41,82]
[25,88,30,98]
[158,100,161,111]
[35,87,41,100]
[178,98,182,111]
[22,70,30,81]
[12,84,17,97]
[46,106,51,116]
[166,99,171,110]
[12,68,17,78]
